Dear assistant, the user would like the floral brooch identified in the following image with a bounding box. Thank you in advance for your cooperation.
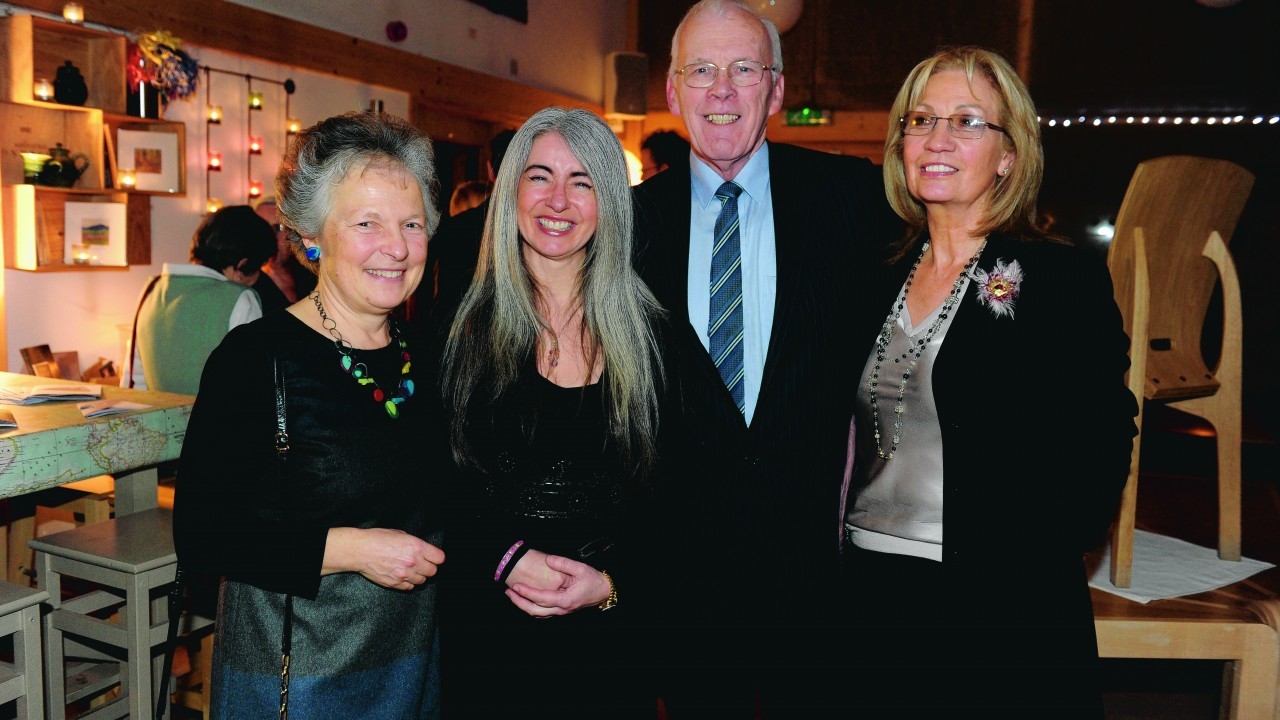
[972,258,1023,318]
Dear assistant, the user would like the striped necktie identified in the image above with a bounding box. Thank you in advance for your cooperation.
[709,181,745,413]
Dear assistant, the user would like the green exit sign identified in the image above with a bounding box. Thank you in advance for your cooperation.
[785,107,831,126]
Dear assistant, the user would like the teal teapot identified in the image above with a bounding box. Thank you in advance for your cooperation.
[37,143,90,187]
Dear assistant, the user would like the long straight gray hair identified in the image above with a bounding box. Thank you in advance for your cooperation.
[442,106,665,478]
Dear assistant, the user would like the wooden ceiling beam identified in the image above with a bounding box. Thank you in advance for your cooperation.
[10,0,600,128]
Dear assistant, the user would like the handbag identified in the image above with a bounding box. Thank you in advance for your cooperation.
[156,356,294,719]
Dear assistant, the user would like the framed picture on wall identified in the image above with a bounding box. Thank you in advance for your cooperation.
[116,128,181,193]
[63,200,127,267]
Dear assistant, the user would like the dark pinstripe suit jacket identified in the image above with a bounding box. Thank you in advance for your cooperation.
[633,142,899,637]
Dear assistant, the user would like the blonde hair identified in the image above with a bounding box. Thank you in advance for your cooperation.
[442,107,666,480]
[883,46,1044,245]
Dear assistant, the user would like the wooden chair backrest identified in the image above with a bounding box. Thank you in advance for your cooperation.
[1107,156,1254,401]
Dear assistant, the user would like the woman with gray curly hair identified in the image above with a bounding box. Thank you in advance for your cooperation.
[175,110,448,719]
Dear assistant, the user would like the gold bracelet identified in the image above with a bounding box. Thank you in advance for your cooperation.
[597,570,618,611]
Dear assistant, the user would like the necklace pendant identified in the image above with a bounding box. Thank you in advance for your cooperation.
[384,400,399,419]
[340,355,353,373]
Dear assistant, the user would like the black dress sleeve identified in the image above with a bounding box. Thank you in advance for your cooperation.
[172,323,329,598]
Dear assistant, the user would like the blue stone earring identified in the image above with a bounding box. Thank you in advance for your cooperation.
[305,245,321,262]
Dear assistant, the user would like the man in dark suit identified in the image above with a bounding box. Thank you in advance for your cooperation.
[633,1,899,716]
[417,129,516,320]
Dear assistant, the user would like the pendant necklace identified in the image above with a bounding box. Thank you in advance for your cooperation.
[311,291,414,419]
[543,307,580,370]
[868,239,986,460]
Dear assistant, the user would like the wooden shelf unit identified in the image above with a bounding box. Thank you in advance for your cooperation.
[0,14,181,271]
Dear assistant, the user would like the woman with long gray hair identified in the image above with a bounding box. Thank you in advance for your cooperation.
[438,106,693,717]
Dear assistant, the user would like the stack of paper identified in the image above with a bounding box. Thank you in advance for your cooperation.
[0,384,103,405]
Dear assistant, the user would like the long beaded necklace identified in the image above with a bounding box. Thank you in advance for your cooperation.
[310,291,414,419]
[868,239,986,460]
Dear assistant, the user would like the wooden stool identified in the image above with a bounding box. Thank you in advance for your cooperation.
[29,508,211,720]
[0,581,47,720]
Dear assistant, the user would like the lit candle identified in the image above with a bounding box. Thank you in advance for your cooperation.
[248,180,263,199]
[248,136,263,155]
[33,78,54,101]
[207,105,223,124]
[248,91,264,110]
[62,2,84,24]
[118,168,137,189]
[208,152,222,171]
[71,244,91,264]
[206,197,224,213]
[287,117,302,135]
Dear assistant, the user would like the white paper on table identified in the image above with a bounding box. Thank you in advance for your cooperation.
[1087,529,1274,604]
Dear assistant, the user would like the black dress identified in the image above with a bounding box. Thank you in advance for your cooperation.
[440,363,659,718]
[174,312,448,720]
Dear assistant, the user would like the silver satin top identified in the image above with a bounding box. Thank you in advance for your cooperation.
[846,274,972,562]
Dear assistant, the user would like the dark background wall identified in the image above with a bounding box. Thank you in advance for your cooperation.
[639,0,1279,424]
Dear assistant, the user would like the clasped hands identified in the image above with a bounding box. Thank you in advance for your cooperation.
[504,548,610,617]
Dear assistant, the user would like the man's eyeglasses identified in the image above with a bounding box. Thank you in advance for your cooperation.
[676,61,776,88]
[900,112,1009,140]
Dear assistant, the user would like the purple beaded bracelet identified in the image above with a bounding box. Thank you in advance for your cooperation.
[493,540,525,582]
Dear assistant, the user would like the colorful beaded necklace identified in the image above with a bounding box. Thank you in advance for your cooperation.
[310,291,414,419]
[868,239,985,460]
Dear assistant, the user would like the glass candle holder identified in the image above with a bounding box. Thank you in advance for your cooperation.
[248,180,263,199]
[248,91,264,110]
[287,117,302,135]
[70,243,92,265]
[248,136,263,155]
[208,152,222,171]
[118,168,137,189]
[207,104,223,124]
[62,2,84,24]
[33,78,54,101]
[206,197,224,213]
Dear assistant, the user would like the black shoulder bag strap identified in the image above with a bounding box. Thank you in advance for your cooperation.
[127,274,162,389]
[156,561,184,717]
[274,356,293,720]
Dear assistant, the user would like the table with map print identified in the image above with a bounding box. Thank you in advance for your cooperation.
[0,372,193,572]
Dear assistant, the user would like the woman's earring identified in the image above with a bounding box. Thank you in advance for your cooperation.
[305,246,321,262]
[1001,168,1010,176]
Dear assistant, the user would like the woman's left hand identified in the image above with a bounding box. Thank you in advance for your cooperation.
[505,553,611,617]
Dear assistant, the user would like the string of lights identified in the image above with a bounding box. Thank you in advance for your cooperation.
[202,65,296,212]
[1040,114,1279,128]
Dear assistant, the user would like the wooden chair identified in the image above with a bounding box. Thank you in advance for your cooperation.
[1105,155,1255,587]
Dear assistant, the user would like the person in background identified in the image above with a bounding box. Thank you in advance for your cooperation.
[839,46,1137,718]
[447,179,491,216]
[253,194,318,307]
[125,204,274,394]
[175,111,447,719]
[438,106,692,718]
[631,0,900,715]
[639,128,690,181]
[419,129,517,318]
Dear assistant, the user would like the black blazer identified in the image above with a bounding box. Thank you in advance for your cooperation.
[634,142,900,622]
[849,233,1138,710]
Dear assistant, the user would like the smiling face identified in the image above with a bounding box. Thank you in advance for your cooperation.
[666,7,784,181]
[303,159,428,319]
[903,70,1015,227]
[517,132,598,276]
